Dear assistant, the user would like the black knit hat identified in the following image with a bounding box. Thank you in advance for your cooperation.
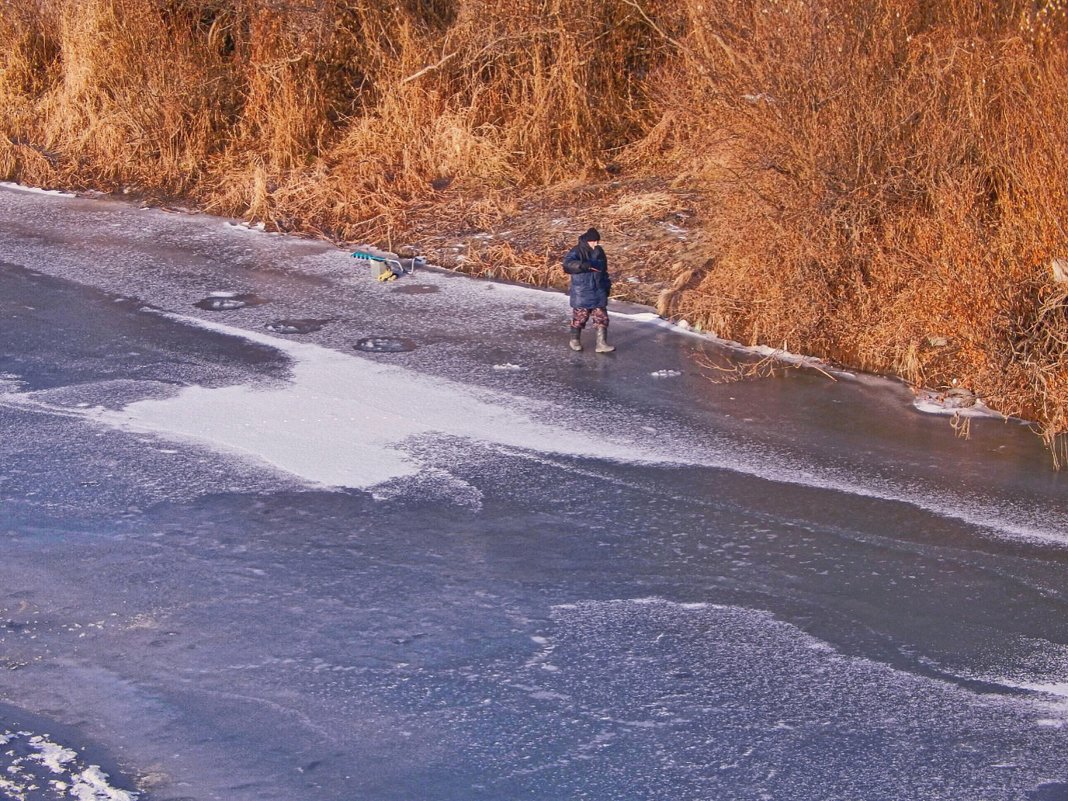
[579,227,601,243]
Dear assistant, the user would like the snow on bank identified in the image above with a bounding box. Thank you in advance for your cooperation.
[224,220,281,236]
[0,181,76,198]
[87,313,675,490]
[613,310,1019,421]
[912,388,1006,419]
[612,311,857,379]
[0,729,136,801]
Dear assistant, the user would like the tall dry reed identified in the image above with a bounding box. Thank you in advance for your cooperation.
[636,0,1068,450]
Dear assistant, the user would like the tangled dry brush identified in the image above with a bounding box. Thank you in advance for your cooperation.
[2,0,1067,457]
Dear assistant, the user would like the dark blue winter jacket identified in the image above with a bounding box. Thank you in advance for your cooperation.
[563,242,612,309]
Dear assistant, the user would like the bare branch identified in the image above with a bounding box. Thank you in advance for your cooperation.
[400,51,458,85]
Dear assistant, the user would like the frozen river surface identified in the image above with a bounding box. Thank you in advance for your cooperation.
[2,185,1068,800]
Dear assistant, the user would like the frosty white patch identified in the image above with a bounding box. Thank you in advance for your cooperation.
[0,731,137,801]
[86,314,671,491]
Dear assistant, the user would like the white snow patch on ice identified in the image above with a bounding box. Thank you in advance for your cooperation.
[650,369,681,378]
[912,391,1003,419]
[973,675,1068,725]
[0,732,136,801]
[70,765,137,801]
[0,181,76,198]
[621,597,710,610]
[0,372,23,393]
[0,778,24,801]
[224,220,271,234]
[492,363,525,372]
[611,311,854,379]
[29,736,78,773]
[614,311,661,323]
[86,314,674,490]
[1008,682,1068,699]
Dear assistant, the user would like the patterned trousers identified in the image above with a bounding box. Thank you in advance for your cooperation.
[570,307,609,330]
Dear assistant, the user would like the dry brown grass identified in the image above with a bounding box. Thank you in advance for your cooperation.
[633,0,1068,451]
[2,0,1068,460]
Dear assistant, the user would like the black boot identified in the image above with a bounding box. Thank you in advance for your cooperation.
[569,328,583,352]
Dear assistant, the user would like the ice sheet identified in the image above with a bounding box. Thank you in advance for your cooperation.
[7,308,1053,542]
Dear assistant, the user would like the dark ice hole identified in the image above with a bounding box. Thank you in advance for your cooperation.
[265,319,329,335]
[194,293,269,311]
[522,312,547,320]
[391,284,439,295]
[354,336,417,353]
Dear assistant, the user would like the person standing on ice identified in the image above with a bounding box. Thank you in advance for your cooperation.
[563,227,615,353]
